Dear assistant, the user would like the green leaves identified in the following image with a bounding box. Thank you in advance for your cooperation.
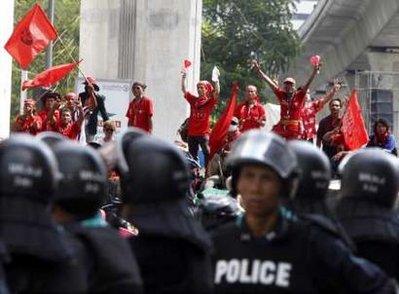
[201,0,300,109]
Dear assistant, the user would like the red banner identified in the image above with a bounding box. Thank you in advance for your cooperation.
[341,90,369,150]
[4,4,57,69]
[22,62,79,90]
[209,83,239,159]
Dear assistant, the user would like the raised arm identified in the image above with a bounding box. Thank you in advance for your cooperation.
[181,72,187,95]
[252,60,278,92]
[320,82,341,109]
[302,64,320,92]
[212,80,220,100]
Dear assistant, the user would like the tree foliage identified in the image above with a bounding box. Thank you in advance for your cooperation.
[201,0,300,113]
[10,0,80,124]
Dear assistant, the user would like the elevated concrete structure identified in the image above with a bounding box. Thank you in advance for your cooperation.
[0,0,14,139]
[290,0,399,88]
[79,0,202,141]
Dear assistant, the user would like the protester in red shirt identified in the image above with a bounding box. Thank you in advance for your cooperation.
[38,91,60,132]
[12,98,42,135]
[234,85,266,132]
[252,60,319,140]
[302,82,341,142]
[126,81,154,133]
[181,72,220,165]
[50,102,84,140]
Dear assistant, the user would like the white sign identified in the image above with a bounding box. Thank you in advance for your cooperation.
[76,78,131,142]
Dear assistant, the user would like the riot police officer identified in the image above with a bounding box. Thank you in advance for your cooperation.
[336,148,399,280]
[211,130,395,293]
[286,140,333,216]
[287,140,354,249]
[51,141,143,292]
[0,134,84,292]
[119,133,213,293]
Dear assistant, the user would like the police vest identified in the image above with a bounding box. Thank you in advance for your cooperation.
[211,219,318,293]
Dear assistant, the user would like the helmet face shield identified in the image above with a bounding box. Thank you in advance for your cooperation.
[227,131,297,179]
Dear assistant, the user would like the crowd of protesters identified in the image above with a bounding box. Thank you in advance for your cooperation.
[4,58,399,293]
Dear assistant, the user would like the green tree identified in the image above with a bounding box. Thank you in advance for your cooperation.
[10,0,80,125]
[201,0,300,117]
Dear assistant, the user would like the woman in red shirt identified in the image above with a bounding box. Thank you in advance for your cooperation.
[181,73,220,166]
[12,99,42,135]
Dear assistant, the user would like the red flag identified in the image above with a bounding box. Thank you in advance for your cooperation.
[22,62,78,90]
[341,90,369,150]
[183,59,192,69]
[4,4,57,69]
[209,83,239,159]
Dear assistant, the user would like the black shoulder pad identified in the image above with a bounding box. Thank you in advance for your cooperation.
[301,213,356,251]
[301,213,339,236]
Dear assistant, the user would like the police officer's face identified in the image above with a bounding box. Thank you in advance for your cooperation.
[237,164,282,217]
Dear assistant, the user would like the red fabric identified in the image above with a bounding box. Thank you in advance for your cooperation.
[56,121,81,140]
[125,96,154,133]
[13,115,42,135]
[209,85,238,159]
[234,101,266,132]
[185,92,217,136]
[38,109,60,132]
[184,59,192,69]
[22,62,78,90]
[272,87,306,139]
[4,4,57,69]
[301,99,324,140]
[341,90,368,150]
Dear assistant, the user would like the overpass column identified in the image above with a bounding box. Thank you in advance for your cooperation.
[0,0,14,139]
[79,0,202,141]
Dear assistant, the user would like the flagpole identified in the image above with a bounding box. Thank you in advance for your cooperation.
[56,36,87,81]
[20,70,28,114]
[45,0,55,69]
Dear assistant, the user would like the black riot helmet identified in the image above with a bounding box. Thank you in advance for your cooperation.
[36,131,67,149]
[52,141,108,218]
[226,130,298,197]
[339,148,399,208]
[120,135,191,204]
[288,140,331,199]
[0,134,59,201]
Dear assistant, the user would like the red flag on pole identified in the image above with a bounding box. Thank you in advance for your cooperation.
[209,83,239,159]
[4,4,57,69]
[22,62,79,90]
[341,90,369,150]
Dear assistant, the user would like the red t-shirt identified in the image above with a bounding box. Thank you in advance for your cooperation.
[14,115,42,135]
[125,97,154,133]
[184,92,217,136]
[301,99,324,140]
[38,109,60,132]
[234,101,266,132]
[274,88,306,121]
[56,121,81,140]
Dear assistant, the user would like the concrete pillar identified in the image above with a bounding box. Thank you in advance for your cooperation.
[0,0,14,139]
[366,51,399,139]
[79,0,202,141]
